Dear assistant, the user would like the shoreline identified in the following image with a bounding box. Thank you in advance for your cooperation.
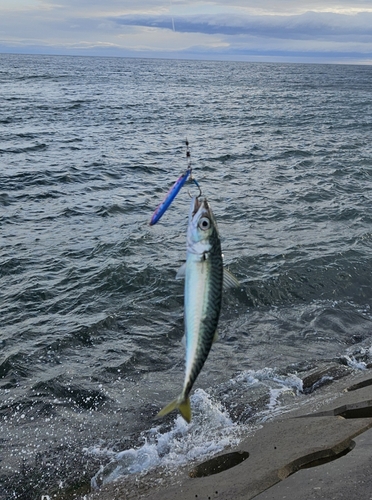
[87,367,372,500]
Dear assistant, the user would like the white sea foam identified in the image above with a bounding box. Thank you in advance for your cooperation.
[341,354,367,370]
[88,363,362,489]
[233,367,304,421]
[89,388,244,488]
[236,367,303,394]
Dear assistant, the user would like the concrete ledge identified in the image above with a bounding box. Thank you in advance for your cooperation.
[147,416,372,500]
[89,371,372,500]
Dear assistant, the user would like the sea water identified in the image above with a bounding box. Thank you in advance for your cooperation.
[1,54,372,498]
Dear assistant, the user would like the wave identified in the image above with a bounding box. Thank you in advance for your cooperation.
[89,389,243,488]
[88,355,370,490]
[2,55,372,498]
[229,252,372,309]
[0,143,48,154]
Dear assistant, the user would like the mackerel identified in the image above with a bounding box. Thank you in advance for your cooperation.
[157,196,223,423]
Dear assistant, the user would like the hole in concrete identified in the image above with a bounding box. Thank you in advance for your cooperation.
[189,451,249,478]
[279,440,355,479]
[301,401,372,419]
[339,406,372,419]
[300,440,355,469]
[347,378,372,392]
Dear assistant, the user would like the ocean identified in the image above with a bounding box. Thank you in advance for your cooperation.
[1,53,372,499]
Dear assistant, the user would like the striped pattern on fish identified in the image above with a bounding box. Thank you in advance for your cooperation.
[157,196,223,423]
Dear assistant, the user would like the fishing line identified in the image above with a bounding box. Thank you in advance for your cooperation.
[166,1,194,182]
[167,0,212,198]
[169,0,175,31]
[148,1,201,225]
[186,138,202,198]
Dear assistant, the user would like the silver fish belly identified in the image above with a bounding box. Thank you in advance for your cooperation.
[157,196,223,423]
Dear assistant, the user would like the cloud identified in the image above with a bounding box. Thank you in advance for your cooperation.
[106,10,372,58]
[111,11,372,39]
[1,1,372,63]
[32,0,372,18]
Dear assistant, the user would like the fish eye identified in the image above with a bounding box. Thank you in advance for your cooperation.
[198,217,211,231]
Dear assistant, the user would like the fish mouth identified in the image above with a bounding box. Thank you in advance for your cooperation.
[192,196,208,216]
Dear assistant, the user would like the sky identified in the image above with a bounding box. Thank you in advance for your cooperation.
[1,0,372,63]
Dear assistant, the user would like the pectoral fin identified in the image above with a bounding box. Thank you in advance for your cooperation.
[223,268,240,289]
[177,264,240,289]
[176,262,187,280]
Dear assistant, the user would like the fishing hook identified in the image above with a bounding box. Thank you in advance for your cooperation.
[188,176,202,199]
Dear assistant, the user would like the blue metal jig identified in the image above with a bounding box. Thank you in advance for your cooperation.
[149,168,191,225]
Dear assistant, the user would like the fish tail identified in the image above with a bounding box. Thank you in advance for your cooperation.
[156,395,191,423]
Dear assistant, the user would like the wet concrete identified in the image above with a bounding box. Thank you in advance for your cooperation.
[88,370,372,500]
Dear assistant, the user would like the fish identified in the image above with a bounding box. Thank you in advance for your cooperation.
[157,196,223,423]
[149,168,191,226]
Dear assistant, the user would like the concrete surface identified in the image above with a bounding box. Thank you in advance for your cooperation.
[88,370,372,500]
[255,426,372,500]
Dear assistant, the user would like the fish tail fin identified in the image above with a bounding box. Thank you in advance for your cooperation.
[156,395,191,423]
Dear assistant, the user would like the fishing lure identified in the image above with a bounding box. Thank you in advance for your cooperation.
[149,139,201,226]
[149,168,191,226]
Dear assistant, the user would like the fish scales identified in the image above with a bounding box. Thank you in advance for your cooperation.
[157,196,223,423]
[184,242,222,391]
